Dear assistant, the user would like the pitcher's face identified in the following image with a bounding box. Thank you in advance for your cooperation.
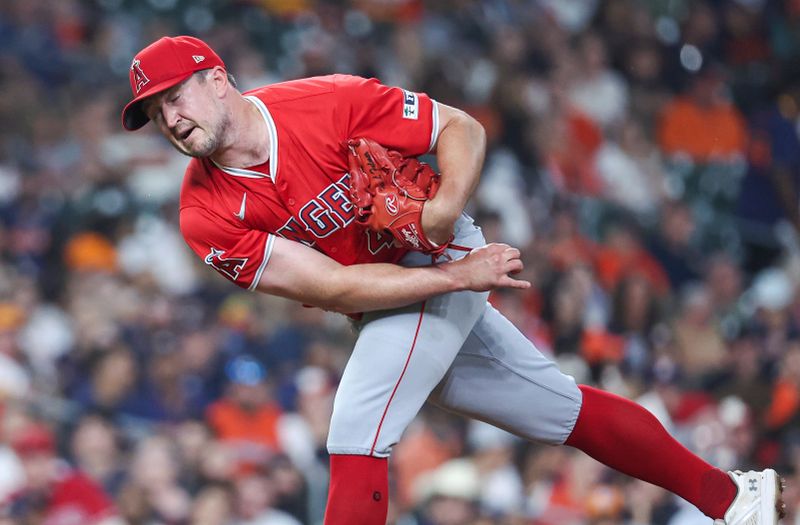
[143,70,229,158]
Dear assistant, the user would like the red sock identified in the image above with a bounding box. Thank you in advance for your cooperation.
[324,454,388,525]
[565,385,736,519]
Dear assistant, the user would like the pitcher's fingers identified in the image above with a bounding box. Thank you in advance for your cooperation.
[486,243,507,255]
[498,275,531,289]
[506,258,524,275]
[504,246,521,260]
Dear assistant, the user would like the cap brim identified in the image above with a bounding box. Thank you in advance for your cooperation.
[121,72,194,131]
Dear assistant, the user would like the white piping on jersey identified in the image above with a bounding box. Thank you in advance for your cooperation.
[211,96,279,182]
[247,95,279,181]
[428,100,440,153]
[210,162,266,179]
[249,233,275,291]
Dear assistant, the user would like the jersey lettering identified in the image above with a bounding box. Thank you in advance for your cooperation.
[335,173,350,188]
[319,179,354,227]
[277,174,359,243]
[299,199,338,238]
[204,247,247,280]
[276,216,315,246]
[365,229,395,255]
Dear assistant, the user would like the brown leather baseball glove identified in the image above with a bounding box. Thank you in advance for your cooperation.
[346,137,451,256]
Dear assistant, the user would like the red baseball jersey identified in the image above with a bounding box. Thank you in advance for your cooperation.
[180,74,440,290]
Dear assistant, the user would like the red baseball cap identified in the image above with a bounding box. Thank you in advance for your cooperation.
[11,423,55,457]
[122,35,225,131]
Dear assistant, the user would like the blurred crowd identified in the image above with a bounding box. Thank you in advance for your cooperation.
[1,0,800,523]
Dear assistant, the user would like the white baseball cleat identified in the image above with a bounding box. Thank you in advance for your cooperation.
[714,469,786,524]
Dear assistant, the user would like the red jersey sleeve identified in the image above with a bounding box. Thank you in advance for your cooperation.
[333,75,439,158]
[180,206,274,291]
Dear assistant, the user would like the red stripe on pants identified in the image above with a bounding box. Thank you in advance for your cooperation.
[369,301,426,455]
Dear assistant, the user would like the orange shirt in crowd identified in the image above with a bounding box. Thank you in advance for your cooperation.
[594,244,671,296]
[765,379,800,430]
[657,96,747,162]
[206,400,283,451]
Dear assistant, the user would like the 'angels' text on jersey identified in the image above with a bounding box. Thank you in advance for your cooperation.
[276,173,353,243]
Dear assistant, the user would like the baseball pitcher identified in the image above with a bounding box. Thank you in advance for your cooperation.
[122,36,784,525]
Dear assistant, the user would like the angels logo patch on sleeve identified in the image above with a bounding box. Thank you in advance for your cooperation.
[204,247,247,281]
[402,90,419,120]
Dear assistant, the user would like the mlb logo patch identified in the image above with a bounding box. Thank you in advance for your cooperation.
[402,90,418,120]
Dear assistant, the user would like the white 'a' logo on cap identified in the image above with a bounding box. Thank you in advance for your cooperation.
[131,58,150,93]
[192,55,205,63]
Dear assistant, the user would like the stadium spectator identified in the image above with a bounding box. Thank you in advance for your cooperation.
[568,31,629,129]
[6,422,122,525]
[68,413,126,496]
[123,434,192,524]
[657,65,747,163]
[594,118,666,214]
[206,355,284,470]
[233,470,302,525]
